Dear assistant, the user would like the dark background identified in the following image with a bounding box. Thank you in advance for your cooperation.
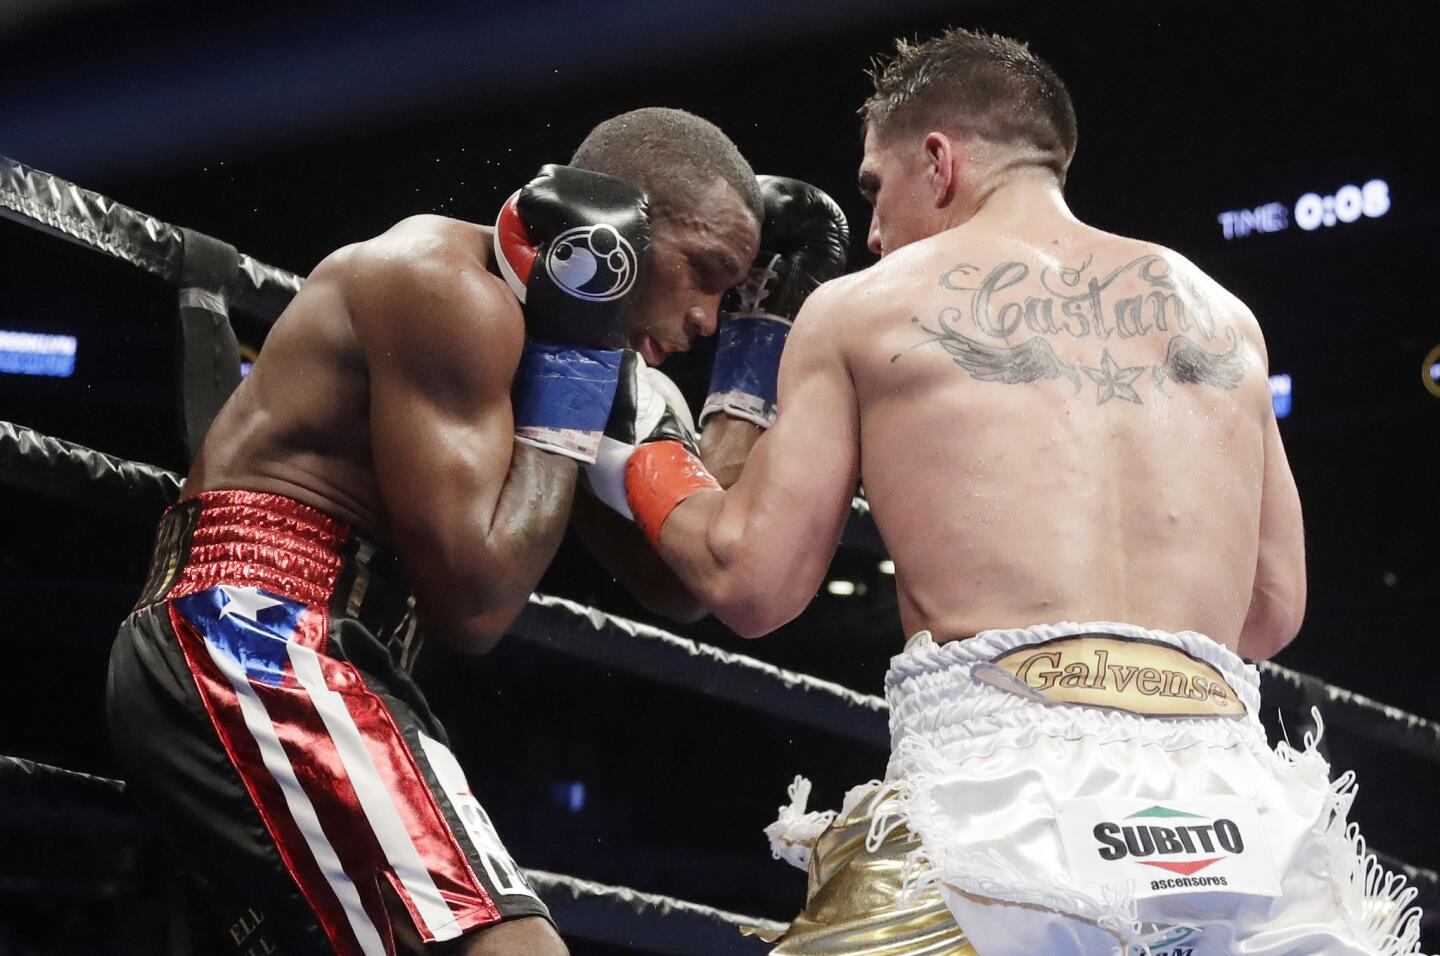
[2,0,1436,952]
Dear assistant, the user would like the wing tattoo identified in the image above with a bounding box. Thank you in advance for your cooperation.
[1154,326,1244,390]
[912,318,1082,392]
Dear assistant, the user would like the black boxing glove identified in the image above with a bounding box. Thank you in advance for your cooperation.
[496,165,651,462]
[701,175,849,429]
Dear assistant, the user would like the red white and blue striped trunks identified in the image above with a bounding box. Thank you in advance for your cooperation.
[107,490,550,955]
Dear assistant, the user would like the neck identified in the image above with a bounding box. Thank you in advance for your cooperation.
[947,164,1073,232]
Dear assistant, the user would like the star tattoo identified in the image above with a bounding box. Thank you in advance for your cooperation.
[1082,350,1146,406]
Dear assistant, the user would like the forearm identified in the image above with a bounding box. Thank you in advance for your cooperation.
[699,415,765,489]
[570,488,706,622]
[655,488,743,622]
[471,443,578,629]
[417,443,578,651]
[655,485,812,638]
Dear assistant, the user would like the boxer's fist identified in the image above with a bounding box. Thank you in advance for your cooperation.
[702,175,849,428]
[733,175,850,322]
[496,164,651,350]
[499,165,650,462]
[585,360,702,520]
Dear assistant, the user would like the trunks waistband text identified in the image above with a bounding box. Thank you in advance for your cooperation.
[983,634,1246,717]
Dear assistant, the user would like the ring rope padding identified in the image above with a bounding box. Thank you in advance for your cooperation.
[0,155,301,322]
[2,417,1438,765]
[0,755,785,954]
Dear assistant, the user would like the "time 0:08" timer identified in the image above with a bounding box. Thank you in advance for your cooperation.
[1217,179,1390,240]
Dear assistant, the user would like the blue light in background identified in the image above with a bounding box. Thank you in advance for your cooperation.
[550,781,586,814]
[1269,373,1292,419]
[240,360,253,378]
[0,329,76,378]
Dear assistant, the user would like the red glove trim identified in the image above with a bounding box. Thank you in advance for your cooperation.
[495,190,537,294]
[625,441,721,548]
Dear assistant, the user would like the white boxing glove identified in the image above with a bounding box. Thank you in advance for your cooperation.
[583,361,699,520]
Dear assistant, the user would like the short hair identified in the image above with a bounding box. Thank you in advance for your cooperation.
[570,107,763,226]
[862,28,1077,180]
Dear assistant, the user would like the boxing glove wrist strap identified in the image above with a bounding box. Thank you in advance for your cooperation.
[512,342,624,463]
[624,440,721,548]
[700,313,791,430]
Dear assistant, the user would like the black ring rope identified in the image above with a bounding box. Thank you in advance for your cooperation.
[1,156,300,322]
[0,757,783,954]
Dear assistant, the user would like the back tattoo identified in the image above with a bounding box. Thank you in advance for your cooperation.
[891,256,1246,406]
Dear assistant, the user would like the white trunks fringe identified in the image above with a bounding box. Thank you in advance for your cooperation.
[768,622,1426,956]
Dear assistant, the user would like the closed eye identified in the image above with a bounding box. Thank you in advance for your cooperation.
[858,170,880,206]
[690,251,742,293]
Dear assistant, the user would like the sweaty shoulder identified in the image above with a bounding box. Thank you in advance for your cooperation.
[799,252,911,331]
[1142,242,1265,351]
[327,215,522,362]
[1110,237,1271,386]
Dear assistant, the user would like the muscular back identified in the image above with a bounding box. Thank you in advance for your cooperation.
[843,225,1276,650]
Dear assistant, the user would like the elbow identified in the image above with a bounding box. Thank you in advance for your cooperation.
[435,611,511,655]
[623,569,710,624]
[684,505,814,638]
[1238,579,1306,661]
[705,573,806,639]
[451,626,506,656]
[692,572,760,637]
[425,585,530,656]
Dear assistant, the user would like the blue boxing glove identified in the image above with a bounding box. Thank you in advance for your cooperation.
[496,164,650,462]
[701,175,849,430]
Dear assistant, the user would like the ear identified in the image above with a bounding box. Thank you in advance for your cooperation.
[922,132,963,208]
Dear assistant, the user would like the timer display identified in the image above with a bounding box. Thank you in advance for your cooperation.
[1218,180,1389,240]
[1294,180,1390,231]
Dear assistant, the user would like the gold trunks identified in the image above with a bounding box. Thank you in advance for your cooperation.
[982,633,1246,717]
[766,786,975,955]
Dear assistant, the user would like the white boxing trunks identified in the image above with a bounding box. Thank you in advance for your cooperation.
[768,622,1425,956]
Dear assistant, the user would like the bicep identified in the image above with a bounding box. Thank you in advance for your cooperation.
[370,371,513,557]
[356,259,521,578]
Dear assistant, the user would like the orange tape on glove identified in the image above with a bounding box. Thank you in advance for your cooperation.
[624,440,721,548]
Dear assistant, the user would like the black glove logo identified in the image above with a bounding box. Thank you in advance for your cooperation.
[545,224,638,302]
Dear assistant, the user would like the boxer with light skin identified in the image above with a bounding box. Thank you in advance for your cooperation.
[593,29,1422,956]
[649,72,1299,657]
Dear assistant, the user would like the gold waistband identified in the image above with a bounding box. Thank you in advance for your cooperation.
[978,633,1246,718]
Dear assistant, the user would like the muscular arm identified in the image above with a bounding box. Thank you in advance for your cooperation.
[346,226,576,652]
[566,400,764,624]
[1237,408,1306,659]
[569,489,707,622]
[653,286,860,637]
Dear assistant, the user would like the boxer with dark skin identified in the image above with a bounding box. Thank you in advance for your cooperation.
[188,179,756,647]
[122,108,761,956]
